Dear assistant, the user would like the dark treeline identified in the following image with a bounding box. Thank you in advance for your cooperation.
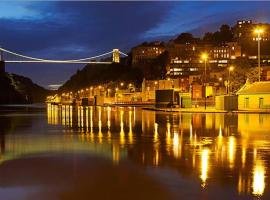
[0,73,50,104]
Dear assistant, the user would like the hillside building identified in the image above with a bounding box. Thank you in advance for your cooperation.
[131,42,165,65]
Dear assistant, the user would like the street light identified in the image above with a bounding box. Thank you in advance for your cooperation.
[228,66,234,95]
[254,28,264,82]
[201,53,208,109]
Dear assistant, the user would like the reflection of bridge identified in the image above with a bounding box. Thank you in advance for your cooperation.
[0,47,128,64]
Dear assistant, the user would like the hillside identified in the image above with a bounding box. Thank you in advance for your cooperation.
[59,63,143,92]
[0,73,50,104]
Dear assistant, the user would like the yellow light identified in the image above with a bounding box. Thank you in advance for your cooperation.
[90,87,93,90]
[252,160,265,196]
[128,83,132,87]
[120,82,124,86]
[154,123,158,143]
[229,66,234,71]
[254,28,264,34]
[200,148,209,188]
[228,136,235,168]
[98,85,102,89]
[154,81,158,85]
[201,53,208,60]
[115,87,119,91]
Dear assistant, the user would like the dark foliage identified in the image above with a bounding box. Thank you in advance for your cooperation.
[203,24,233,45]
[0,73,49,104]
[59,63,144,92]
[174,33,198,44]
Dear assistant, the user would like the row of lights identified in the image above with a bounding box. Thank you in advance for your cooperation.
[61,82,135,97]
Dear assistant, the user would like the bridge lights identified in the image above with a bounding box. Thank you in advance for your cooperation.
[120,82,124,87]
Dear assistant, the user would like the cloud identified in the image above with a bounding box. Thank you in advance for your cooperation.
[1,1,270,87]
[0,1,173,87]
[143,1,270,38]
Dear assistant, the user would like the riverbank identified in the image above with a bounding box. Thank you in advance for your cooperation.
[143,106,270,114]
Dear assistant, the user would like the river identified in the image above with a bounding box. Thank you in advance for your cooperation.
[0,104,269,200]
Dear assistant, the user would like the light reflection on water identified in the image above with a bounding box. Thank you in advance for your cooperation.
[1,104,270,199]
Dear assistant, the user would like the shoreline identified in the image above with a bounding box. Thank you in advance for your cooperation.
[142,107,270,114]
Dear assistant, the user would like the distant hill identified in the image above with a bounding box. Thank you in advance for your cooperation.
[0,73,50,104]
[59,62,143,92]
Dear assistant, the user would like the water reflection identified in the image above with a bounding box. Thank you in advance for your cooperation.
[1,105,270,199]
[253,159,265,196]
[200,148,210,188]
[46,105,270,197]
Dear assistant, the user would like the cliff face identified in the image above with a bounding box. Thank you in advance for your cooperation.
[0,73,50,104]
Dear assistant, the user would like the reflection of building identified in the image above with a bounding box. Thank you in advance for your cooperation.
[131,42,165,65]
[237,81,270,110]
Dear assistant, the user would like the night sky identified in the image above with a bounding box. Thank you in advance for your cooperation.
[1,1,270,88]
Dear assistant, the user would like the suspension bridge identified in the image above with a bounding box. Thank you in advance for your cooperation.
[0,47,128,64]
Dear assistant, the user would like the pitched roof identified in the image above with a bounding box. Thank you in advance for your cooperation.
[237,81,270,95]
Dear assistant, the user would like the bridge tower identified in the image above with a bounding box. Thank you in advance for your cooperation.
[112,49,120,63]
[0,49,5,75]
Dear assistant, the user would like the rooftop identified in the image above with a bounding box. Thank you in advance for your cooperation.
[237,81,270,94]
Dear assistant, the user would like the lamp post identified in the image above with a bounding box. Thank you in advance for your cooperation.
[254,28,264,82]
[228,66,234,95]
[201,53,208,109]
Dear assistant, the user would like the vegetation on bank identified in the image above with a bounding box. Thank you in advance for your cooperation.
[0,73,50,104]
[58,62,143,92]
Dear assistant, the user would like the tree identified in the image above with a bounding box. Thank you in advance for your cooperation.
[203,32,214,43]
[219,24,233,43]
[230,66,259,93]
[203,24,233,45]
[174,33,196,44]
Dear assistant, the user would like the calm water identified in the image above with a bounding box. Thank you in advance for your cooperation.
[0,105,270,200]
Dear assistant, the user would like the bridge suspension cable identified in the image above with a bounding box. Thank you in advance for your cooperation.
[119,51,128,57]
[0,47,127,64]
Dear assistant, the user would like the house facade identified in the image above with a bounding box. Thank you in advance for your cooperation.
[237,81,270,110]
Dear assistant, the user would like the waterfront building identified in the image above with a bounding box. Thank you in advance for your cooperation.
[237,81,270,110]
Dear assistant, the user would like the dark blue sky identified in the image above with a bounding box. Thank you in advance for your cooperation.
[1,1,270,88]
